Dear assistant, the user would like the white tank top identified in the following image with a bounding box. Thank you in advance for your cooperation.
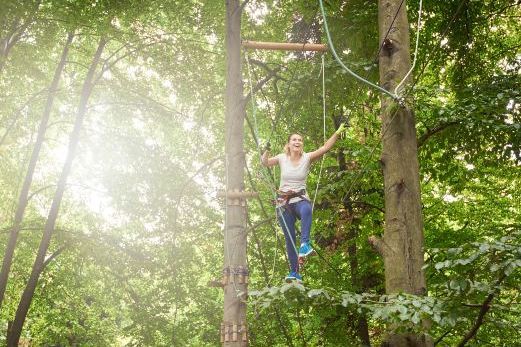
[276,152,311,204]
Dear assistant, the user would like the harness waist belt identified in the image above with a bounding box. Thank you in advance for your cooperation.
[276,189,307,205]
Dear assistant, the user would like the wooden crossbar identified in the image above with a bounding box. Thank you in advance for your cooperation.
[242,40,328,52]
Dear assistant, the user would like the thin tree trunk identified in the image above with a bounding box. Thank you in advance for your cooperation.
[371,0,432,346]
[6,36,106,346]
[223,0,248,345]
[0,32,74,309]
[336,130,371,346]
[0,0,41,74]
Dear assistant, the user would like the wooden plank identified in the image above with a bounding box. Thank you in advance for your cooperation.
[242,40,327,52]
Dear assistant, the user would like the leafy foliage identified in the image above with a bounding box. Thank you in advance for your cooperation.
[0,0,519,345]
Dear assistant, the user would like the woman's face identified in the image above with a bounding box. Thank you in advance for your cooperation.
[288,134,303,153]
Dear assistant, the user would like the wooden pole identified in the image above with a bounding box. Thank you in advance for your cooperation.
[223,0,248,346]
[242,40,327,52]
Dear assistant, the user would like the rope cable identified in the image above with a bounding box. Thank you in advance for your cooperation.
[245,52,333,272]
[245,52,300,273]
[318,0,400,101]
[394,0,424,95]
[311,54,327,211]
[372,0,406,64]
[245,53,286,280]
[335,0,426,202]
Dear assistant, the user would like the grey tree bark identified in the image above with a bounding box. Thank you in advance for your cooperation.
[370,0,433,346]
[6,36,106,346]
[0,32,74,310]
[0,0,41,74]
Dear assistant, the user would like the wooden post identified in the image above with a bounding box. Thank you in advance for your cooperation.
[371,0,433,346]
[223,0,248,346]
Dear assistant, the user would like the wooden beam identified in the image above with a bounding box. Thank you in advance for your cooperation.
[242,40,328,52]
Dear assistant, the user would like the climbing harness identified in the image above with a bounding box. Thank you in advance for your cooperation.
[245,51,329,278]
[275,189,309,206]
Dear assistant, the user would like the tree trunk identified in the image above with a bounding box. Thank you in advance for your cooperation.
[0,32,74,309]
[223,0,248,346]
[0,0,42,74]
[372,0,432,346]
[6,36,106,346]
[335,128,371,346]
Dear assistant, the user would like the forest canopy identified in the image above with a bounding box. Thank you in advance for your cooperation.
[0,0,519,346]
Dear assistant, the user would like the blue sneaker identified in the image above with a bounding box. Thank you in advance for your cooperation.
[298,242,314,257]
[285,272,302,283]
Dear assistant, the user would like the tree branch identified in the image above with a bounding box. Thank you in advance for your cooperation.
[368,235,390,257]
[434,329,453,346]
[417,121,459,148]
[457,274,507,347]
[243,68,282,107]
[42,245,67,268]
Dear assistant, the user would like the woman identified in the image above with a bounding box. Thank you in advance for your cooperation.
[261,123,346,282]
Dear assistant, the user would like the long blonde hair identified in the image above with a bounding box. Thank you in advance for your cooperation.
[283,133,304,156]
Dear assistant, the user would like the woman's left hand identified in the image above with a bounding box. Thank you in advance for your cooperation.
[335,123,347,135]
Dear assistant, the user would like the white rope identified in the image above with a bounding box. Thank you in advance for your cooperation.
[319,0,400,101]
[311,54,327,211]
[394,0,424,96]
[245,52,331,275]
[245,52,297,278]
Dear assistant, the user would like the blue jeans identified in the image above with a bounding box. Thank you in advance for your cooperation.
[276,199,312,273]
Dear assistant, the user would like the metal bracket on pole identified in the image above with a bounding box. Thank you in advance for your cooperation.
[221,321,248,344]
[221,266,249,286]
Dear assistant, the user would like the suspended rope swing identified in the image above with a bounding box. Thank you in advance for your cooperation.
[244,50,325,277]
[243,38,345,283]
[240,0,425,284]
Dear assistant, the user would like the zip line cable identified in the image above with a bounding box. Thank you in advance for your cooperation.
[245,53,282,284]
[323,0,425,203]
[340,0,470,215]
[318,0,401,102]
[395,0,424,95]
[245,55,306,258]
[245,52,300,271]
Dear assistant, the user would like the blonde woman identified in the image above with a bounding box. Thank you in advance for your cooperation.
[261,124,346,282]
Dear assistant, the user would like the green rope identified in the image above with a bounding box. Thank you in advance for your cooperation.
[318,0,400,101]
